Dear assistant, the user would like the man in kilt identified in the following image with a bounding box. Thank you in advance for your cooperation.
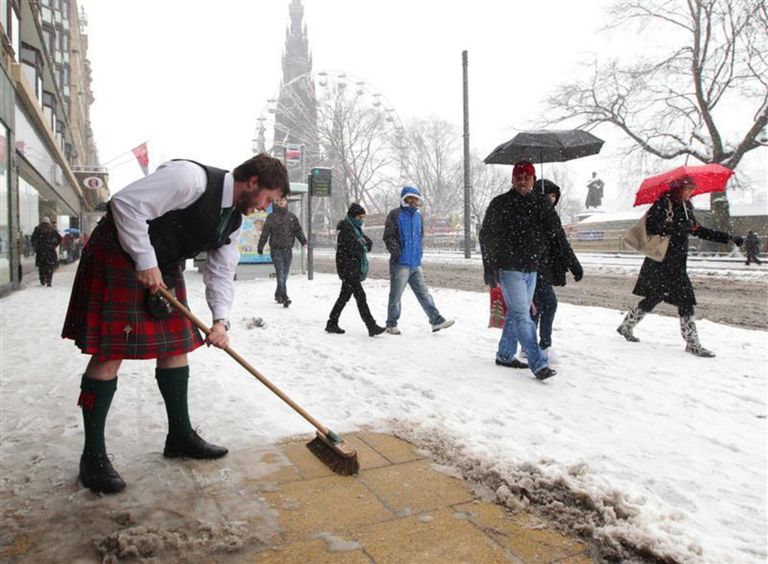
[62,154,289,494]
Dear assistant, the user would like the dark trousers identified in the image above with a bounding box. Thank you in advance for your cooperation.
[329,279,375,327]
[746,252,762,265]
[38,265,55,286]
[532,281,558,349]
[638,295,694,317]
[271,248,293,300]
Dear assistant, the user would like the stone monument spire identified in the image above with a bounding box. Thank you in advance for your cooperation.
[274,0,317,182]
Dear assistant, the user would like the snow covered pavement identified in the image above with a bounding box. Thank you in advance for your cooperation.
[1,268,765,562]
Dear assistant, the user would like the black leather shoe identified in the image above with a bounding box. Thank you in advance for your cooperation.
[325,322,345,334]
[495,358,529,369]
[534,367,557,381]
[163,430,228,459]
[79,454,126,494]
[283,299,292,308]
[367,324,386,337]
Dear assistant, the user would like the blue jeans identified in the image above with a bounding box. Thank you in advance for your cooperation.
[532,281,557,349]
[497,270,549,374]
[386,263,444,327]
[271,248,293,300]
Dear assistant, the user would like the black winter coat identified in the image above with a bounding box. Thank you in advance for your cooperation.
[257,206,307,252]
[31,225,62,268]
[335,218,372,282]
[539,227,581,286]
[632,195,731,306]
[480,189,563,278]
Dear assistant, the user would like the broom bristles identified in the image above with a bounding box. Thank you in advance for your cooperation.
[306,431,360,476]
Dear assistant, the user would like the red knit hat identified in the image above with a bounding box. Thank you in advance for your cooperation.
[512,160,536,178]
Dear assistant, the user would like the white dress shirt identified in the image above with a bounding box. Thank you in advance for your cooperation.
[110,160,239,320]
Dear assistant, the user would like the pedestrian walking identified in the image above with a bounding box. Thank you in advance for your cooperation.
[257,196,307,307]
[479,161,563,381]
[325,203,386,337]
[532,179,583,352]
[61,155,289,494]
[617,175,743,357]
[383,186,454,334]
[744,231,762,266]
[30,217,62,286]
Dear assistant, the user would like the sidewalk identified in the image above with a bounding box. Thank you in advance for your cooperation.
[2,430,595,562]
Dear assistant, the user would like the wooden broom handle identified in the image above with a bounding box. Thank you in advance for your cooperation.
[156,287,330,436]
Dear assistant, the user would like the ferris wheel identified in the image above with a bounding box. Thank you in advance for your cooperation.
[253,70,409,187]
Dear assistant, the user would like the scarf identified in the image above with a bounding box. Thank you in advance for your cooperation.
[346,216,368,281]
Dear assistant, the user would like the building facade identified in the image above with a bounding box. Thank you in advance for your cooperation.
[0,0,107,295]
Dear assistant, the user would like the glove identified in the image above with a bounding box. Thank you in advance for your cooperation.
[484,269,498,288]
[731,235,744,247]
[257,249,264,255]
[571,263,584,282]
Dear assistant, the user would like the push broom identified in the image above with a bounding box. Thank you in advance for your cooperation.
[157,287,359,476]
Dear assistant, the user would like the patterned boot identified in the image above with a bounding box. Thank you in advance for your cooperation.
[616,307,646,342]
[680,316,715,357]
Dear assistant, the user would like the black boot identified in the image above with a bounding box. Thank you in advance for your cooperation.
[367,323,386,337]
[325,321,345,334]
[163,430,228,459]
[79,454,126,494]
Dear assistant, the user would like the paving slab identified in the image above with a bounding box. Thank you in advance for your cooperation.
[1,432,597,563]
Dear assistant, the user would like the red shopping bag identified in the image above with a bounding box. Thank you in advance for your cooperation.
[489,286,507,328]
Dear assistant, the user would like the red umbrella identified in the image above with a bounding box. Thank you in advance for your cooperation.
[634,163,734,206]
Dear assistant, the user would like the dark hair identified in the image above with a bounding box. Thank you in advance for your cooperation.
[347,203,366,217]
[232,154,290,195]
[669,175,696,200]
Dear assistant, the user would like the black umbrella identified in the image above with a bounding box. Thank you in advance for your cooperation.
[483,129,605,165]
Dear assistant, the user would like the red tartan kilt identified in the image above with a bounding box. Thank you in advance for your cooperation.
[61,222,204,360]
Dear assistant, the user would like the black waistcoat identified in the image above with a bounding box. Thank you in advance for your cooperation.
[149,160,242,271]
[108,160,242,274]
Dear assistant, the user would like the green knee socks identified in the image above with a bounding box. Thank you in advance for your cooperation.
[156,366,193,439]
[79,375,117,457]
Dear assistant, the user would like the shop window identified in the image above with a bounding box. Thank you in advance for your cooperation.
[18,177,40,270]
[0,122,10,285]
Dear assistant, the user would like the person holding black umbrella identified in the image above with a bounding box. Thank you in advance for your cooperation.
[531,179,583,353]
[480,161,563,381]
[617,176,743,357]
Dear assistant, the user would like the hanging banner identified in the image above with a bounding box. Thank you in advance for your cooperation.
[132,142,149,176]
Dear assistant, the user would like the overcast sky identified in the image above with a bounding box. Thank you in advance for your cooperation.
[78,0,765,210]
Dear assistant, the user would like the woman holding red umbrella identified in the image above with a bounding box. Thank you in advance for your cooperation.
[617,175,743,357]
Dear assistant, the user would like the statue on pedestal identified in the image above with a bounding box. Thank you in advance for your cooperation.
[585,172,604,209]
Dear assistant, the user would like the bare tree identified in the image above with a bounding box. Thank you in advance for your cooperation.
[469,156,508,235]
[403,117,463,219]
[268,77,406,223]
[546,0,768,232]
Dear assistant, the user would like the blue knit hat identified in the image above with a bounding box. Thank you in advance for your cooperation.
[400,185,423,205]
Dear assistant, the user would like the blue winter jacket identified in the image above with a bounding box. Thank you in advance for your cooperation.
[383,205,423,267]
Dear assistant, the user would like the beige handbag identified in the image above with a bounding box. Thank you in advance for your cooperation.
[624,200,674,262]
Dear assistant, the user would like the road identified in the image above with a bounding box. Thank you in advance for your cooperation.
[310,252,767,331]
